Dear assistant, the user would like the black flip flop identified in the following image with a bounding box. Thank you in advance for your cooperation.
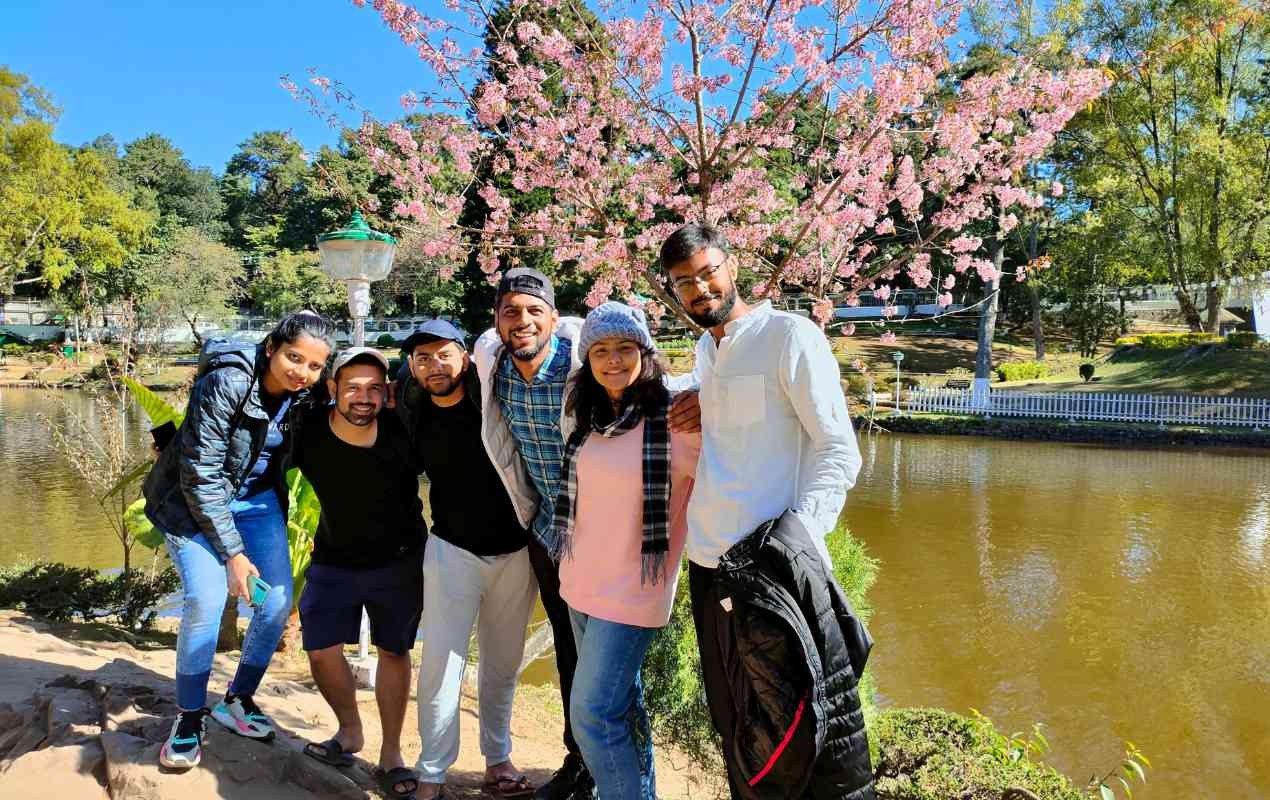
[376,766,420,800]
[304,737,354,768]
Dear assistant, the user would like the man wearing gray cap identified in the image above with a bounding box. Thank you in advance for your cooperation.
[395,319,537,798]
[294,346,426,800]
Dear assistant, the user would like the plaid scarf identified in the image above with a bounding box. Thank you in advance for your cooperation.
[548,399,673,585]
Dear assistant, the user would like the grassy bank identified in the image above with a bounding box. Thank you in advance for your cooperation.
[998,346,1270,396]
[866,413,1270,448]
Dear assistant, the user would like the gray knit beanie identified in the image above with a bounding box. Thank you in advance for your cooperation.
[579,302,656,358]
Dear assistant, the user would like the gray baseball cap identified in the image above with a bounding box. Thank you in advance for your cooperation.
[331,346,390,377]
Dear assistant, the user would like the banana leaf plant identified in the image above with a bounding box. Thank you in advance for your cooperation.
[117,375,319,609]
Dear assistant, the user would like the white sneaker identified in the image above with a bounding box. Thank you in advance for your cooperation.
[210,694,276,741]
[159,708,208,769]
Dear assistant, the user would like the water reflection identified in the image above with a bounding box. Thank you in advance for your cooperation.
[849,433,1270,800]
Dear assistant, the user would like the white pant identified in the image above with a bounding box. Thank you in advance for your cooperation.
[415,536,537,783]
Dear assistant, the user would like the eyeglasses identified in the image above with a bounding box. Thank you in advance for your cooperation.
[670,261,725,292]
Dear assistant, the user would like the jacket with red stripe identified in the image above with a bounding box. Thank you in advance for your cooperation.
[713,510,875,800]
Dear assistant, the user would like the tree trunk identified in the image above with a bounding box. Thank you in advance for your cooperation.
[279,609,302,653]
[973,234,1005,405]
[1204,284,1224,334]
[1174,288,1205,331]
[217,603,240,652]
[1024,224,1045,360]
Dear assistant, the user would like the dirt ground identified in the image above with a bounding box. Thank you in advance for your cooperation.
[0,611,721,799]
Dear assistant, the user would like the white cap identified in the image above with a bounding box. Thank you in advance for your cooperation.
[331,346,390,377]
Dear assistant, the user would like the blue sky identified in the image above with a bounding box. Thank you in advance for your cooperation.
[4,2,977,174]
[2,1,440,172]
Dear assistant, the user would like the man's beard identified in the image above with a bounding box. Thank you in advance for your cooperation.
[686,286,738,328]
[503,330,549,361]
[337,404,377,427]
[424,373,463,397]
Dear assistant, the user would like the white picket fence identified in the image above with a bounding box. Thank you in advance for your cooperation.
[906,388,1270,428]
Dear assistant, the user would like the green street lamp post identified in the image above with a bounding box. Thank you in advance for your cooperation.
[315,210,396,683]
[891,350,904,416]
[316,210,397,348]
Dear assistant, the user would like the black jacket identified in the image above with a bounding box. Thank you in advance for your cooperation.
[143,339,312,561]
[713,511,875,800]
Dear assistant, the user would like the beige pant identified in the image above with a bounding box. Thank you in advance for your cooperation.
[414,537,537,784]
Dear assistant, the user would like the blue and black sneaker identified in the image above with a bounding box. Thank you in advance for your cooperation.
[159,708,209,769]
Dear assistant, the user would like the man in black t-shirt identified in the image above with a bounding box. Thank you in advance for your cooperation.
[295,347,424,800]
[395,319,537,798]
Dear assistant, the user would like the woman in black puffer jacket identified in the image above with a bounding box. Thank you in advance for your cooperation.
[143,311,334,771]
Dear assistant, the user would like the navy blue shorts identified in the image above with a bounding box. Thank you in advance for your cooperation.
[299,548,424,656]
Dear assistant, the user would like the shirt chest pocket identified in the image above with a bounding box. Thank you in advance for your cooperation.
[717,374,766,428]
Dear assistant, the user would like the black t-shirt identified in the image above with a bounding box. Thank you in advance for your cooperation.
[416,399,528,556]
[293,406,426,569]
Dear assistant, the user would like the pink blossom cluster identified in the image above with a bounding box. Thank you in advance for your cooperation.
[294,0,1107,338]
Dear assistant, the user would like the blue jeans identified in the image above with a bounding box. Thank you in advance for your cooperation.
[568,609,657,800]
[164,489,293,711]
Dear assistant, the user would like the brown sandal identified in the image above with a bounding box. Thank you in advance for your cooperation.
[483,773,534,798]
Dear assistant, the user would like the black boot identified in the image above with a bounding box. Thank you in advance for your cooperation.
[533,752,588,800]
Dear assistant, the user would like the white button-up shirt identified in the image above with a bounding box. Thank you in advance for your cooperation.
[686,301,862,568]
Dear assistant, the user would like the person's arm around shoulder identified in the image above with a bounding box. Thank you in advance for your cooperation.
[177,368,248,562]
[778,318,862,541]
[671,428,702,483]
[473,327,502,379]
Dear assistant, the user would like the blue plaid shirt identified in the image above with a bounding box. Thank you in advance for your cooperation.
[495,335,573,544]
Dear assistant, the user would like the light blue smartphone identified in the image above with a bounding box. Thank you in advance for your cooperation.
[247,574,271,607]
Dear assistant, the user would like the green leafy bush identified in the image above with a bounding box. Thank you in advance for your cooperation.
[1225,332,1265,349]
[642,524,878,775]
[872,708,1088,800]
[995,361,1049,382]
[0,561,179,630]
[1114,336,1141,346]
[1137,332,1223,349]
[375,333,396,348]
[1079,363,1095,383]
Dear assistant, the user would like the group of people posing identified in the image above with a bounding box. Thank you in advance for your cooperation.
[142,224,877,800]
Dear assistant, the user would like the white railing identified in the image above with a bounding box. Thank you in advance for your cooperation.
[906,388,1270,428]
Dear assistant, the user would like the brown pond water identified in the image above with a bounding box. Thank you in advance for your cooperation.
[3,387,1268,797]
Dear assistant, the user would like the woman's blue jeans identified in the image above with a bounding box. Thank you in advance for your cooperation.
[164,489,293,711]
[568,608,658,800]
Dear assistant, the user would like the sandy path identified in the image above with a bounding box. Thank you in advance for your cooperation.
[0,611,719,799]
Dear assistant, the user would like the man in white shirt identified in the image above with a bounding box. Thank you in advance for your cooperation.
[660,223,863,795]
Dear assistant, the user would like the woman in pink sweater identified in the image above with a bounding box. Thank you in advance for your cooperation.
[551,302,699,800]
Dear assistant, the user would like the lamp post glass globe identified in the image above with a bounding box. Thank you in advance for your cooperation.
[316,210,397,347]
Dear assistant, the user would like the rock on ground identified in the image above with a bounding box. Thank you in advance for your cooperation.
[0,675,374,800]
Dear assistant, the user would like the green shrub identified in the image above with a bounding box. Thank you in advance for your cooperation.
[995,361,1049,382]
[1113,336,1142,346]
[1137,332,1223,349]
[643,524,879,775]
[1225,331,1264,349]
[375,333,396,348]
[872,708,1088,800]
[655,337,695,350]
[0,561,179,630]
[843,373,874,399]
[1079,363,1095,383]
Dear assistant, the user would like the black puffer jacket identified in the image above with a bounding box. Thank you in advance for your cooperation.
[713,511,875,800]
[143,339,312,561]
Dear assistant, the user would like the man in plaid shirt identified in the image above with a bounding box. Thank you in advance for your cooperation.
[472,267,700,800]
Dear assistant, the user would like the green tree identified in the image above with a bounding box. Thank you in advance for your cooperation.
[221,130,317,251]
[246,249,345,318]
[119,133,225,236]
[142,226,244,346]
[1070,0,1269,331]
[0,68,150,293]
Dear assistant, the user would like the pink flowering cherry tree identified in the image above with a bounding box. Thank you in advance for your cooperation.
[289,0,1108,333]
